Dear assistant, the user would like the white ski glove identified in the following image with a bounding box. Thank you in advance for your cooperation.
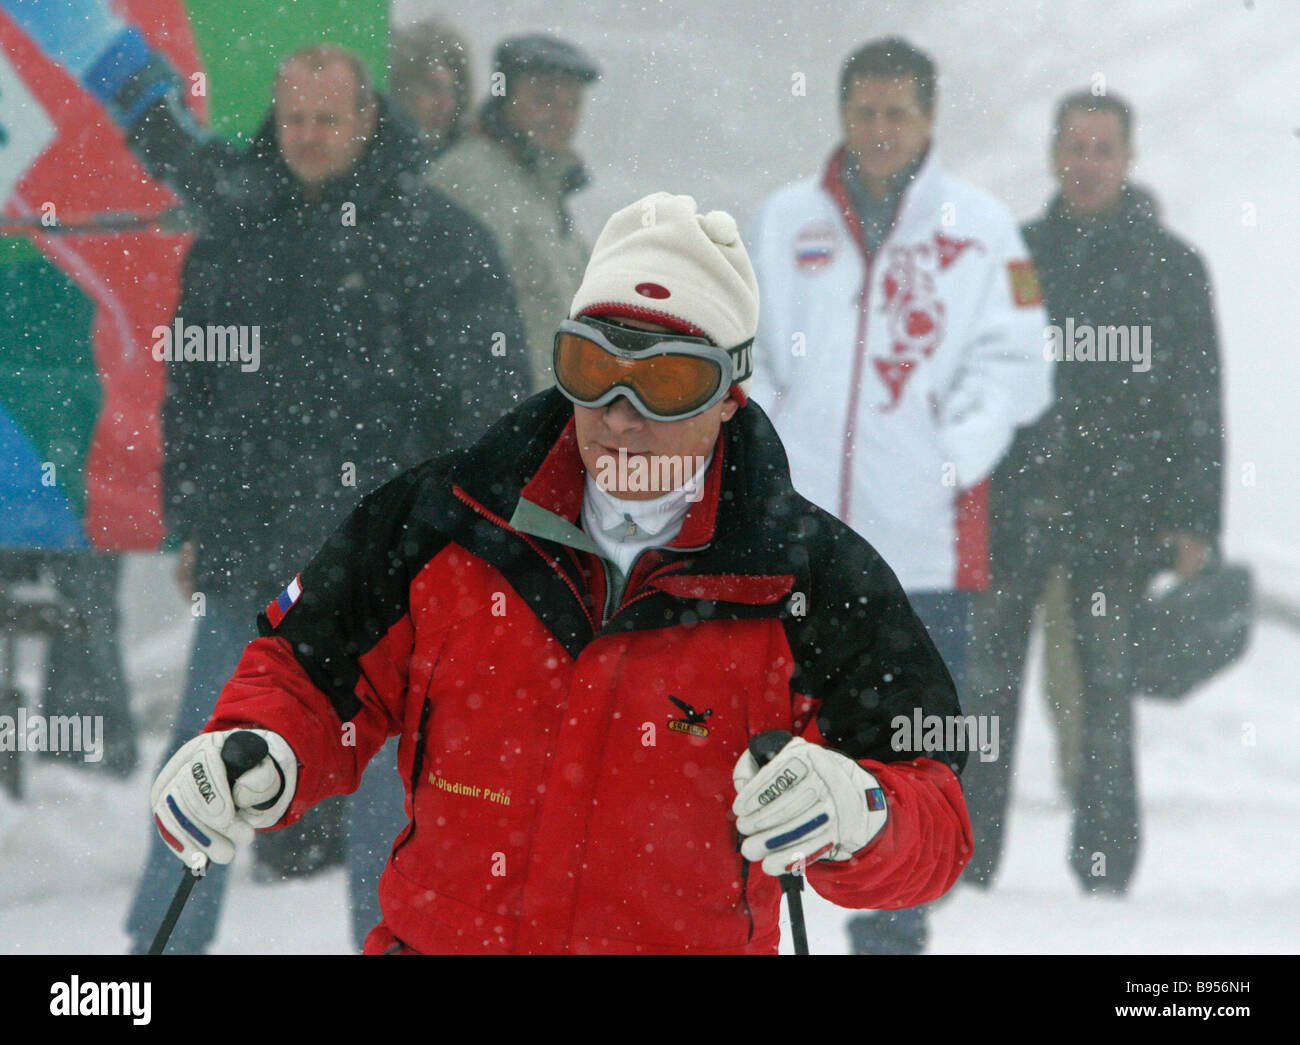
[151,729,298,870]
[733,736,888,878]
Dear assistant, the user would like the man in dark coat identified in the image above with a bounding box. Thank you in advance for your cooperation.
[109,43,526,952]
[963,91,1223,895]
[131,46,526,602]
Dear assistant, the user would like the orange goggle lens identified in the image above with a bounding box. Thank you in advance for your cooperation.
[554,332,725,417]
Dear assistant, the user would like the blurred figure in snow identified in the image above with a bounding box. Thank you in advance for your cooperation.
[429,32,600,392]
[749,37,1052,954]
[388,17,472,157]
[962,90,1224,897]
[121,40,524,953]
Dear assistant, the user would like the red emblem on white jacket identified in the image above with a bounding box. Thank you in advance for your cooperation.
[874,231,980,408]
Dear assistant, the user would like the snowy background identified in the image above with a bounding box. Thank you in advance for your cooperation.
[2,0,1297,953]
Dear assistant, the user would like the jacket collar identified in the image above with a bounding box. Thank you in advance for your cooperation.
[1041,183,1162,238]
[449,390,806,593]
[506,411,725,557]
[820,143,943,257]
[477,98,591,197]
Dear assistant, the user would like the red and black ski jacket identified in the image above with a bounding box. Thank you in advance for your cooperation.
[206,389,973,953]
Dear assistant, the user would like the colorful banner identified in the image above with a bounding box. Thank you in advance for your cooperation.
[0,0,388,551]
[0,0,200,550]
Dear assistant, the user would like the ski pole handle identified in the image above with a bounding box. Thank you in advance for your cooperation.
[145,731,269,954]
[748,729,796,771]
[220,729,271,781]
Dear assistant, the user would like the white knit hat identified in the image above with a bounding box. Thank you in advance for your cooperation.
[570,193,760,350]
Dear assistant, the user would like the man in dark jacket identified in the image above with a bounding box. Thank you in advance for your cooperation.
[144,192,974,954]
[99,42,527,952]
[963,91,1223,895]
[133,46,526,602]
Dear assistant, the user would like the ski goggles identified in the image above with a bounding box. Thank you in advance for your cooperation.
[553,316,754,421]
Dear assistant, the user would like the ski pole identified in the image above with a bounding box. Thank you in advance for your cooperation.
[148,860,206,955]
[748,729,810,955]
[146,730,270,954]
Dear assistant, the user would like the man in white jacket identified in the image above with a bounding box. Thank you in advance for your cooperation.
[749,37,1052,954]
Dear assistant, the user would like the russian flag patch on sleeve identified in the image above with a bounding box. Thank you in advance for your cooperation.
[265,574,303,629]
[1007,259,1043,307]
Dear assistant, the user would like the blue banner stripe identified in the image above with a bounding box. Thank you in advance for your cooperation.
[0,407,89,549]
[765,812,829,850]
[167,795,211,848]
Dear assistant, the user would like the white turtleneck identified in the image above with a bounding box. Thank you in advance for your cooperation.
[580,452,713,580]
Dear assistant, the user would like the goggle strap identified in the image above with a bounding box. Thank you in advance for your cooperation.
[726,338,755,383]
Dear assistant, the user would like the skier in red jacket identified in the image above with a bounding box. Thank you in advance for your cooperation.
[148,192,973,954]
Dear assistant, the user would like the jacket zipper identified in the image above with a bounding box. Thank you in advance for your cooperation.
[599,558,617,627]
[738,831,755,942]
[837,266,875,523]
[453,484,598,633]
[599,546,706,628]
[823,150,894,525]
[391,685,435,859]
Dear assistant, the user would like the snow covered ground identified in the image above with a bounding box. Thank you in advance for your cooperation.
[2,0,1297,954]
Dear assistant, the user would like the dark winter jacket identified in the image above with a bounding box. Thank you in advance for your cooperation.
[993,186,1223,574]
[206,389,973,954]
[129,96,528,597]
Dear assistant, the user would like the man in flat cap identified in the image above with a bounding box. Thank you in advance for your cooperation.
[429,33,601,392]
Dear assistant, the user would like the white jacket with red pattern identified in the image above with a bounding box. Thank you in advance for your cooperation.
[750,146,1052,591]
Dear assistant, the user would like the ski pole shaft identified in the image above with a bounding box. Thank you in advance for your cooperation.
[748,729,810,955]
[784,873,809,955]
[148,861,206,955]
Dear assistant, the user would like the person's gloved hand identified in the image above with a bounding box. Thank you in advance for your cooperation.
[732,736,888,878]
[0,0,128,80]
[151,729,298,869]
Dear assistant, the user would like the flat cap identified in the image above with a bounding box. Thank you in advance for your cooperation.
[494,33,600,83]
